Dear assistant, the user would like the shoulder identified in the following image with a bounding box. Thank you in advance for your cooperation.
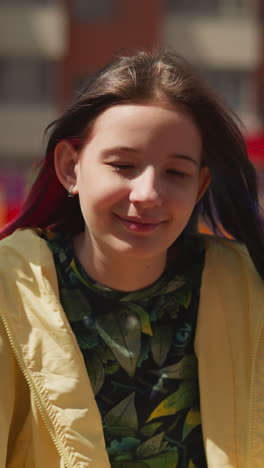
[200,235,263,326]
[0,228,50,265]
[197,236,264,352]
[202,235,260,282]
[0,227,43,250]
[203,234,247,257]
[0,228,58,291]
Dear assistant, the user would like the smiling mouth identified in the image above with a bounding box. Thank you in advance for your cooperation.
[115,214,165,233]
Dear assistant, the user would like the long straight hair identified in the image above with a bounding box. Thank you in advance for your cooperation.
[1,50,263,278]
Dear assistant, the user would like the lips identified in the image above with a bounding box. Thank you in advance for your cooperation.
[114,214,165,233]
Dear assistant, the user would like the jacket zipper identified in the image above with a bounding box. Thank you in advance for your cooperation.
[0,313,72,468]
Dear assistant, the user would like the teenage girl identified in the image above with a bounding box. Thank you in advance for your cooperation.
[0,50,263,468]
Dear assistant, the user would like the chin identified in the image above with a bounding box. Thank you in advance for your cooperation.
[110,238,169,259]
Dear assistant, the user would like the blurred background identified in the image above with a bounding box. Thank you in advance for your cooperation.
[0,0,264,228]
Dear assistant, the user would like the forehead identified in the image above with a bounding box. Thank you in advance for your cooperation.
[87,103,202,152]
[92,103,197,132]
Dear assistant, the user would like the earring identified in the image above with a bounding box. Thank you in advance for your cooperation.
[68,184,75,198]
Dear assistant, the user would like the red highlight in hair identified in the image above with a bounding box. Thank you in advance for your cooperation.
[0,140,84,239]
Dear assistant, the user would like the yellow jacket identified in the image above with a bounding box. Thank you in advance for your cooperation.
[0,229,263,468]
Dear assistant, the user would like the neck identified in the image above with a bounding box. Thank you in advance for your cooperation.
[73,233,167,292]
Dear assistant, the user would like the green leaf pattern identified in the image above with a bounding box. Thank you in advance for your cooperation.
[96,309,141,377]
[104,393,139,431]
[43,231,207,467]
[150,323,174,367]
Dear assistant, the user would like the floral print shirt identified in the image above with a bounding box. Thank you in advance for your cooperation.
[43,231,207,468]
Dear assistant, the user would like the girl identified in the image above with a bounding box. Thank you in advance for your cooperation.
[0,50,263,468]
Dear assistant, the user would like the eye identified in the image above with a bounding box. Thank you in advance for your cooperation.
[108,163,134,171]
[166,169,187,178]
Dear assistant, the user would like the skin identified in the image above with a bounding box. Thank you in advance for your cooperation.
[55,102,210,291]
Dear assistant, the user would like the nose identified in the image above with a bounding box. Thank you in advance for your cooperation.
[129,167,163,207]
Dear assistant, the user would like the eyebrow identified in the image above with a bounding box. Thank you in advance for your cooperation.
[101,146,138,156]
[101,146,200,167]
[168,154,200,167]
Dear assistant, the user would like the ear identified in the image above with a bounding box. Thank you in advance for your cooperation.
[196,166,211,203]
[54,140,78,195]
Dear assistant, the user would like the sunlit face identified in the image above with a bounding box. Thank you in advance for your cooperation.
[73,103,209,260]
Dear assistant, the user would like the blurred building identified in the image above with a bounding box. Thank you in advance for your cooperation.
[163,0,262,132]
[0,0,163,226]
[0,0,263,227]
[162,0,264,203]
[0,0,68,224]
[58,0,163,107]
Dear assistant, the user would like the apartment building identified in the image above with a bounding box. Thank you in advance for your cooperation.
[0,0,67,222]
[163,0,262,133]
[57,0,163,108]
[162,0,264,202]
[0,0,263,225]
[0,0,163,225]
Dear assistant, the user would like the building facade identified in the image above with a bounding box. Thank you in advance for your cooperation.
[0,0,164,226]
[0,0,68,223]
[163,0,262,132]
[0,0,263,226]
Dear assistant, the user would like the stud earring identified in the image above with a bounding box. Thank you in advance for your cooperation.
[68,184,75,198]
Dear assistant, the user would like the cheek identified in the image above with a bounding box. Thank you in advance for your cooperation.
[77,176,129,211]
[169,184,200,210]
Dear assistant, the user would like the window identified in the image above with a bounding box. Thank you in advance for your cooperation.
[166,0,251,17]
[200,68,251,113]
[72,0,118,22]
[0,59,56,103]
[167,0,216,16]
[0,0,55,4]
